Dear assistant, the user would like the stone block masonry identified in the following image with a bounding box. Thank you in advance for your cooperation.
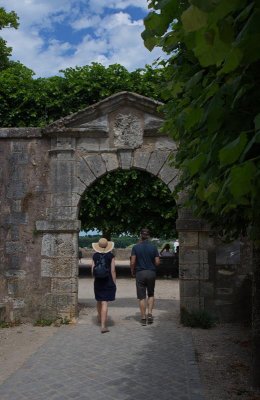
[0,92,248,322]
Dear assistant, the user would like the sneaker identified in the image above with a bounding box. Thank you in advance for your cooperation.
[147,314,153,324]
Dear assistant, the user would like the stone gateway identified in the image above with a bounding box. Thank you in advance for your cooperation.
[0,92,250,323]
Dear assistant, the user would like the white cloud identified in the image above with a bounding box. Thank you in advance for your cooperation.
[100,12,142,29]
[88,0,148,13]
[0,0,163,77]
[71,15,101,30]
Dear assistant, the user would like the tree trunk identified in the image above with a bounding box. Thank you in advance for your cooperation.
[252,242,260,389]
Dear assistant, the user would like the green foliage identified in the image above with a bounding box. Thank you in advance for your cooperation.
[34,319,54,327]
[0,62,166,127]
[142,0,260,240]
[33,317,70,326]
[79,169,177,238]
[0,7,19,70]
[79,235,139,249]
[180,307,215,329]
[0,319,21,328]
[54,316,70,325]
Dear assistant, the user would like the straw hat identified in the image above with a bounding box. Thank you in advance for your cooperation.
[92,238,114,253]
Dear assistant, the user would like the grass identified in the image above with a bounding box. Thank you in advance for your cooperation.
[0,320,21,328]
[34,316,71,327]
[34,319,54,327]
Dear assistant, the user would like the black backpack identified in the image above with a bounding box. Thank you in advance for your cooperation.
[93,253,109,279]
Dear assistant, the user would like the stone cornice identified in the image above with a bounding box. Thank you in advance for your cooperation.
[0,128,42,138]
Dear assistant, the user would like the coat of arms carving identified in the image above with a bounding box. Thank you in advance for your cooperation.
[113,113,143,148]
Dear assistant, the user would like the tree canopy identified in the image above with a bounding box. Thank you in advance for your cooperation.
[142,0,260,241]
[0,62,165,127]
[79,169,177,238]
[0,7,19,70]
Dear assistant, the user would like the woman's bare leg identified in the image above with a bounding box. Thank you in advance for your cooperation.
[96,301,101,323]
[101,301,109,333]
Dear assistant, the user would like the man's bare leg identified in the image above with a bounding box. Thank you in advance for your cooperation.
[139,298,147,320]
[147,296,154,323]
[147,296,154,315]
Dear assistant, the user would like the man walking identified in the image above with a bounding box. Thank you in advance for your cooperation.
[130,228,160,325]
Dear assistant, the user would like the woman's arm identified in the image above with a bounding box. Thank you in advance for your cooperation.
[91,259,95,277]
[111,257,116,284]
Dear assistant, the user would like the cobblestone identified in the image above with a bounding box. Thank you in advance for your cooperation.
[0,279,205,399]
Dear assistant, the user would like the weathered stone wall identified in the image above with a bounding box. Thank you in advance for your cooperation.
[0,131,52,321]
[0,92,252,323]
[212,238,252,322]
[81,248,131,260]
[0,93,180,322]
[177,203,252,322]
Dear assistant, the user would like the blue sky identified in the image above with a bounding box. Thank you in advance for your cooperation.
[1,0,163,77]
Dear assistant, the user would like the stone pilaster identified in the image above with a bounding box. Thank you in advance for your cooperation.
[177,205,214,314]
[36,220,81,319]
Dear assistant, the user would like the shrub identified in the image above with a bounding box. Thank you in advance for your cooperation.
[34,319,53,327]
[0,320,21,328]
[180,307,215,329]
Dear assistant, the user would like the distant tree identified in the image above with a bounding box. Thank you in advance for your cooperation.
[79,235,139,249]
[0,62,36,126]
[0,62,166,127]
[0,7,19,70]
[79,169,177,239]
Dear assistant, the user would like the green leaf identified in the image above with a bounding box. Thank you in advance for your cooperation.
[184,153,206,176]
[219,132,248,166]
[161,31,180,51]
[205,183,219,199]
[185,70,204,90]
[229,161,256,198]
[143,12,170,36]
[208,0,246,24]
[184,107,203,129]
[254,113,260,132]
[190,0,221,13]
[204,81,219,100]
[218,19,234,44]
[219,47,243,74]
[193,28,230,67]
[141,29,158,51]
[181,6,208,33]
[170,81,184,96]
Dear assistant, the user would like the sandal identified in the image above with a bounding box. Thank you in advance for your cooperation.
[147,314,153,324]
[141,318,147,326]
[101,328,110,333]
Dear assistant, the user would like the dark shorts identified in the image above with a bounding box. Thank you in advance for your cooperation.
[136,270,156,300]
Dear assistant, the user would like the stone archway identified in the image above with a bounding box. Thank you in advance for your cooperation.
[0,92,218,322]
[36,92,180,320]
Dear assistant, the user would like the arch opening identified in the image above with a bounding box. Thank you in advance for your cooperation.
[78,168,178,239]
[77,168,179,312]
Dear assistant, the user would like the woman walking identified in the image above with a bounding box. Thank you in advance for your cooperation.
[91,238,116,333]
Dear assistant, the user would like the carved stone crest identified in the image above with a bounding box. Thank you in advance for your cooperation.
[113,113,143,148]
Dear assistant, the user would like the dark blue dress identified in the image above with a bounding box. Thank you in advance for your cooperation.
[93,252,116,301]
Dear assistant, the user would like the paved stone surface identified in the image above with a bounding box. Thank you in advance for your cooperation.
[0,279,205,400]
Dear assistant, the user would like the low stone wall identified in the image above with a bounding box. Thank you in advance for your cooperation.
[80,248,131,260]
